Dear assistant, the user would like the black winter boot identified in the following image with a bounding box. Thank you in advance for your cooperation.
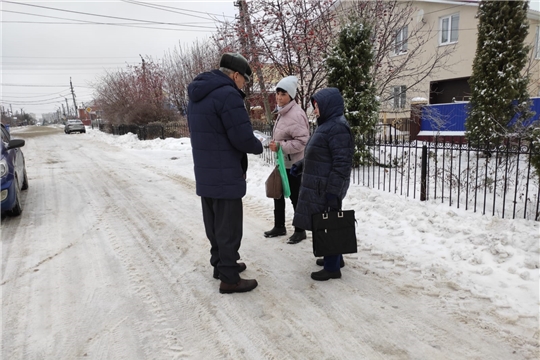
[219,279,258,294]
[264,227,287,237]
[287,230,306,244]
[310,269,341,281]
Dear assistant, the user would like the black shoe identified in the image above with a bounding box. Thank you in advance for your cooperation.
[311,269,341,281]
[213,262,247,279]
[264,226,287,237]
[287,230,306,244]
[219,278,258,294]
[316,258,345,268]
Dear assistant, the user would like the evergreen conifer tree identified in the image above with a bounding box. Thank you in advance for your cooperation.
[466,0,532,145]
[326,20,379,165]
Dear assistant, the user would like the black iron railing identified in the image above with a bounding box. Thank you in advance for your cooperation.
[105,122,190,140]
[355,135,539,221]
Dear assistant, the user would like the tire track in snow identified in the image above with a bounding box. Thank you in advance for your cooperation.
[86,174,190,359]
[0,242,74,286]
[81,150,233,358]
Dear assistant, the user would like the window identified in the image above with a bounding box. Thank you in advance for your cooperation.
[1,126,10,143]
[440,14,459,45]
[535,26,540,59]
[394,25,408,55]
[393,86,407,109]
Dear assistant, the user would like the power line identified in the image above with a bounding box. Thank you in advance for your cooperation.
[0,99,69,106]
[2,56,141,59]
[1,19,214,25]
[1,20,214,31]
[120,0,233,21]
[1,10,214,31]
[2,2,217,29]
[1,83,93,88]
[1,95,72,104]
[423,5,464,15]
[122,0,235,19]
[2,62,136,66]
[0,89,72,98]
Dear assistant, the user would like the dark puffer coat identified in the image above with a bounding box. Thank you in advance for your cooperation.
[187,70,263,199]
[292,88,354,231]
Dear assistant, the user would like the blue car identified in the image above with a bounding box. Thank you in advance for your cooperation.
[1,124,28,216]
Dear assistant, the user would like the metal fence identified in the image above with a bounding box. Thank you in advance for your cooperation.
[102,122,190,140]
[356,135,539,221]
[258,124,539,221]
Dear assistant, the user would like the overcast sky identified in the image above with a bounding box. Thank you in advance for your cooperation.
[1,0,540,119]
[1,1,238,118]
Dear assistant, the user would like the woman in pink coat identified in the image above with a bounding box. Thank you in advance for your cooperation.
[264,76,310,244]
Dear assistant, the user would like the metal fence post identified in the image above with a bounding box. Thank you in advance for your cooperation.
[421,144,427,201]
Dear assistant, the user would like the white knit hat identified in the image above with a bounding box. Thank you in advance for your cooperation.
[275,76,298,99]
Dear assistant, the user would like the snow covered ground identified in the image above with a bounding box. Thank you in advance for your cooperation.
[2,125,538,359]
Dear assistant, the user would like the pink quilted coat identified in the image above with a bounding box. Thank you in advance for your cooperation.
[272,100,310,169]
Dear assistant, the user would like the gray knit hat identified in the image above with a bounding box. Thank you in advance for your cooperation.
[275,76,298,99]
[220,53,252,83]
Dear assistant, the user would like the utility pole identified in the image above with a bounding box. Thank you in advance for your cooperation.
[235,0,272,123]
[140,55,146,73]
[65,98,70,118]
[140,54,147,85]
[234,1,251,113]
[70,77,77,118]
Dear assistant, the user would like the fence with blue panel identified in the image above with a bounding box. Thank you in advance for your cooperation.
[419,97,540,134]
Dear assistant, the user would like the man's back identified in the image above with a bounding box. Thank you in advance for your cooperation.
[187,69,262,199]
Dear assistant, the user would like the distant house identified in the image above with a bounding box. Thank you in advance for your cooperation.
[77,102,103,126]
[247,63,282,123]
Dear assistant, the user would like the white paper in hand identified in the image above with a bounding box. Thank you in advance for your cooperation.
[253,130,271,146]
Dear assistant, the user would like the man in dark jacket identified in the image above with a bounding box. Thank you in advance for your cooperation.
[187,53,263,294]
[292,87,354,281]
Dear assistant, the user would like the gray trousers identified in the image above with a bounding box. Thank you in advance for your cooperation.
[201,197,243,284]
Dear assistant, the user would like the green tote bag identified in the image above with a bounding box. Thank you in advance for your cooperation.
[276,147,291,198]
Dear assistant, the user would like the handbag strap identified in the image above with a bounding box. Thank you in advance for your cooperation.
[324,208,358,223]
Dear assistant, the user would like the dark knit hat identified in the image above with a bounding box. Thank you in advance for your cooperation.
[220,53,252,83]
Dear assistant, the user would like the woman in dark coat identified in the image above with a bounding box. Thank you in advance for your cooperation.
[292,87,354,281]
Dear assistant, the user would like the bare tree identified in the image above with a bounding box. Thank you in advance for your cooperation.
[94,57,177,125]
[162,39,221,116]
[216,0,340,112]
[94,70,132,124]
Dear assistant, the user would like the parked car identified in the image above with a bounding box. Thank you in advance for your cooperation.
[1,124,28,216]
[64,119,86,134]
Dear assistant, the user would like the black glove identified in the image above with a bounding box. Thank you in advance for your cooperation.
[325,193,340,211]
[290,160,303,177]
[290,164,299,177]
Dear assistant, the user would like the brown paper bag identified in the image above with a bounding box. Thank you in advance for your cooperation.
[265,166,282,199]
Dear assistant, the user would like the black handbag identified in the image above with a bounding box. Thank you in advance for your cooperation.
[312,210,357,257]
